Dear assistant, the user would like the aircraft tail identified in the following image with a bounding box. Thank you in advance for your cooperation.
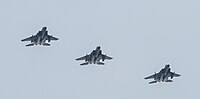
[80,62,89,66]
[149,81,157,84]
[97,62,105,65]
[26,43,34,47]
[165,80,173,82]
[43,43,51,46]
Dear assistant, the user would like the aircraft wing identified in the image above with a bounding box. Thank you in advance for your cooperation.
[144,74,156,79]
[171,72,181,77]
[21,36,34,41]
[101,54,113,60]
[48,35,59,40]
[75,55,87,61]
[104,55,113,60]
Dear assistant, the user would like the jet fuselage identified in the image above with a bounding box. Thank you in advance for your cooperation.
[32,27,49,45]
[85,47,103,64]
[153,65,173,82]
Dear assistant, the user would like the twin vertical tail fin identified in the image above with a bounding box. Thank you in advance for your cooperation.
[148,80,173,84]
[25,43,51,46]
[80,62,105,66]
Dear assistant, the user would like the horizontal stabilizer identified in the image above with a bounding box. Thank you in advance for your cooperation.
[80,62,89,66]
[43,43,51,46]
[165,80,173,82]
[97,62,105,65]
[26,43,34,47]
[149,81,157,84]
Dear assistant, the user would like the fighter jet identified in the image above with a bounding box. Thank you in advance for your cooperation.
[75,46,113,66]
[144,64,181,84]
[21,27,58,46]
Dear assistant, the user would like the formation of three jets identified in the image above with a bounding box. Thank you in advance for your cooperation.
[21,27,181,84]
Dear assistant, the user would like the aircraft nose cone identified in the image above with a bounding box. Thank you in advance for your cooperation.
[96,46,101,50]
[165,64,170,68]
[43,27,47,30]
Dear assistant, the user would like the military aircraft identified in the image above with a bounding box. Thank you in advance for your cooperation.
[144,64,181,84]
[21,27,58,46]
[75,46,113,65]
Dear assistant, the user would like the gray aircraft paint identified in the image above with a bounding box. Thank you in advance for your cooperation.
[0,0,200,99]
[21,27,58,46]
[144,64,180,84]
[76,46,112,65]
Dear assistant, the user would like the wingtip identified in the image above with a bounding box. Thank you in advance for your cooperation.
[54,37,59,40]
[108,57,113,59]
[55,38,59,40]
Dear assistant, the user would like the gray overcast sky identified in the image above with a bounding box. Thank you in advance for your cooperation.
[0,0,200,99]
